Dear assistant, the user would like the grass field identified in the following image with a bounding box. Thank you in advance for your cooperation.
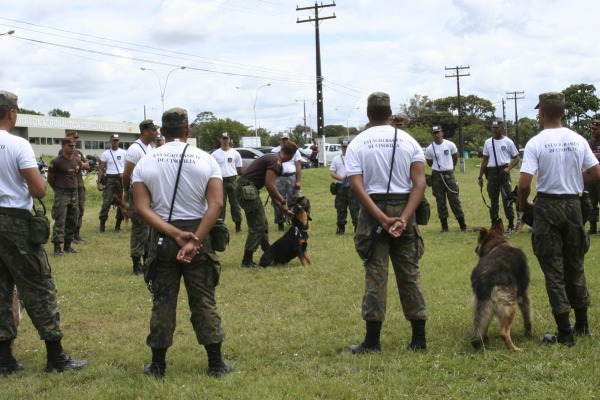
[4,158,600,399]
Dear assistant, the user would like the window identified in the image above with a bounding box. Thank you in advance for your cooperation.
[41,138,47,145]
[29,137,40,144]
[53,138,62,145]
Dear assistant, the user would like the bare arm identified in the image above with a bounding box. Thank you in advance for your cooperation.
[583,164,600,186]
[426,158,433,167]
[79,152,89,170]
[121,161,136,202]
[478,156,489,187]
[517,172,534,211]
[294,159,302,189]
[21,167,47,199]
[97,161,107,191]
[452,153,458,168]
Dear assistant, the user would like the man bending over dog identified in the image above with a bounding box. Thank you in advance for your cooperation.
[518,92,600,346]
[345,91,428,354]
[235,142,297,268]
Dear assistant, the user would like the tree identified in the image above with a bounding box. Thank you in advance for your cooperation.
[48,108,70,118]
[562,84,599,135]
[18,108,44,116]
[191,111,217,126]
[323,124,347,138]
[190,118,250,150]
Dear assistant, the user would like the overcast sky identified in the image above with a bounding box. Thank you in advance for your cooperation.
[1,0,599,134]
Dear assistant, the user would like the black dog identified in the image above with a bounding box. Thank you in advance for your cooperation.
[259,197,312,267]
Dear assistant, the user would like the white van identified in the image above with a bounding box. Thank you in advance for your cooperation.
[300,142,342,165]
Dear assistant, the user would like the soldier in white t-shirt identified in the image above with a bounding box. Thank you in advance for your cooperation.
[211,132,243,232]
[345,91,428,354]
[329,139,359,234]
[477,120,521,232]
[122,119,158,275]
[97,134,127,232]
[518,92,600,346]
[424,126,467,232]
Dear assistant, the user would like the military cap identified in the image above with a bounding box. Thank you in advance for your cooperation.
[431,125,442,133]
[110,134,120,140]
[139,119,159,131]
[155,134,164,140]
[341,139,350,147]
[162,107,189,128]
[221,132,230,138]
[491,120,504,128]
[534,92,565,109]
[0,91,18,109]
[281,133,289,139]
[367,92,391,107]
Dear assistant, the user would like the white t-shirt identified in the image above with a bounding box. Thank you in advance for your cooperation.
[211,148,242,178]
[0,130,38,210]
[101,147,127,174]
[330,154,348,183]
[345,125,425,194]
[482,136,519,167]
[125,139,150,166]
[521,127,598,195]
[272,146,301,174]
[424,140,457,171]
[132,141,222,220]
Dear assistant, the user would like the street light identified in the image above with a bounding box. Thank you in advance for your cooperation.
[0,30,15,37]
[236,84,271,137]
[337,106,359,139]
[140,66,186,113]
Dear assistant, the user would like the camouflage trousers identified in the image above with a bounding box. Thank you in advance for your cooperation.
[221,176,242,224]
[272,175,299,224]
[146,220,224,348]
[586,182,600,223]
[0,213,63,342]
[235,180,269,253]
[99,175,123,223]
[354,197,428,322]
[335,185,360,228]
[532,196,590,316]
[76,185,86,233]
[51,188,79,244]
[431,170,464,220]
[485,167,515,223]
[128,191,149,258]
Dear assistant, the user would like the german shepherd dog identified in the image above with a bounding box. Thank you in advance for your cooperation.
[471,219,532,351]
[259,196,312,267]
[113,192,130,231]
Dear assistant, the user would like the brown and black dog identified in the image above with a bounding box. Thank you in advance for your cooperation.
[113,192,130,231]
[259,196,312,267]
[471,219,532,351]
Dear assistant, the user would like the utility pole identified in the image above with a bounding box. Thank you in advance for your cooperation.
[297,1,336,164]
[501,98,508,136]
[445,65,470,173]
[506,91,524,149]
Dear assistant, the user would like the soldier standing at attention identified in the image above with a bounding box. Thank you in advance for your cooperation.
[0,91,87,376]
[48,137,81,256]
[424,126,467,232]
[97,134,126,232]
[329,139,359,234]
[211,132,243,232]
[477,120,520,232]
[345,91,428,354]
[122,119,158,275]
[518,92,600,346]
[133,107,230,378]
[64,131,88,243]
[585,119,600,234]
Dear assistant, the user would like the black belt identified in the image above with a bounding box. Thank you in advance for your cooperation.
[106,174,120,178]
[370,193,410,201]
[486,164,508,171]
[282,172,296,177]
[537,192,579,199]
[223,176,238,182]
[432,170,453,175]
[55,188,77,192]
[0,206,31,220]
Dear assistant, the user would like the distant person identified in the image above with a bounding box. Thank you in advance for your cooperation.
[271,134,302,231]
[424,126,467,232]
[390,113,408,129]
[310,138,319,167]
[97,134,126,232]
[133,107,231,378]
[211,132,243,232]
[63,131,88,243]
[586,119,600,234]
[518,92,600,346]
[0,91,87,376]
[155,134,165,148]
[329,139,359,234]
[345,91,428,354]
[122,119,158,275]
[48,137,81,256]
[477,120,520,232]
[236,142,297,268]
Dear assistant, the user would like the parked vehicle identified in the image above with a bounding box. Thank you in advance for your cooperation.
[224,147,312,173]
[301,143,341,165]
[256,146,312,169]
[37,158,48,181]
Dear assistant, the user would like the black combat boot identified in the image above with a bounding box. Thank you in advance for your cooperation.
[73,228,84,243]
[574,308,590,336]
[506,219,515,233]
[440,218,448,232]
[407,320,427,350]
[132,256,143,275]
[241,250,259,269]
[458,218,468,232]
[53,242,64,257]
[348,321,382,354]
[336,224,345,235]
[588,221,597,235]
[98,219,106,233]
[542,312,574,346]
[144,347,167,379]
[63,241,78,254]
[277,222,284,231]
[44,340,88,373]
[0,340,23,377]
[235,221,242,233]
[114,220,122,232]
[205,343,232,377]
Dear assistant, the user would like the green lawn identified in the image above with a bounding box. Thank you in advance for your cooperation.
[5,158,600,399]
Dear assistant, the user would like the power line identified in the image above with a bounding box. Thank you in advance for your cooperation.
[506,90,525,149]
[445,65,470,173]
